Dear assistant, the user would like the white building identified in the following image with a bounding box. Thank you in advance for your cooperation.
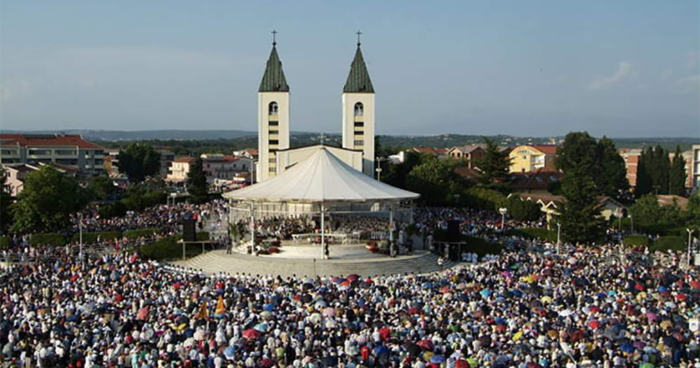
[256,37,376,182]
[692,144,700,192]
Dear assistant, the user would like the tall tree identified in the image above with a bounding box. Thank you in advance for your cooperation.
[0,170,13,233]
[475,137,511,185]
[187,158,209,204]
[635,147,653,197]
[10,166,86,233]
[668,145,687,196]
[555,132,606,244]
[117,143,161,183]
[406,155,462,205]
[595,136,629,198]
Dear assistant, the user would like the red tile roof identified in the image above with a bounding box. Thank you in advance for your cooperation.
[531,145,558,155]
[0,134,104,149]
[173,157,197,163]
[510,168,563,191]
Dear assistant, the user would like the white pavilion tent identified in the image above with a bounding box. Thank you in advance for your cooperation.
[223,147,419,202]
[222,147,419,258]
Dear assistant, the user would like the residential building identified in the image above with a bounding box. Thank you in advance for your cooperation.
[693,145,700,192]
[2,163,78,197]
[407,147,449,158]
[446,145,486,169]
[619,148,693,189]
[0,134,105,176]
[233,149,259,160]
[509,145,558,173]
[510,168,563,195]
[167,155,254,183]
[514,193,625,224]
[157,148,175,176]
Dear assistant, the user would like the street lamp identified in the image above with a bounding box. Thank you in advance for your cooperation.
[629,215,634,234]
[498,208,508,230]
[556,222,562,253]
[688,228,696,268]
[78,213,83,260]
[376,157,386,181]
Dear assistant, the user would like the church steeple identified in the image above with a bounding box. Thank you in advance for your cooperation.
[343,35,374,93]
[259,34,289,92]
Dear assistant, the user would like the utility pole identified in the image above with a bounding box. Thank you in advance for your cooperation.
[688,228,696,268]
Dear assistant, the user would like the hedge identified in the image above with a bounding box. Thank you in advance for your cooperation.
[623,235,650,247]
[30,233,68,246]
[0,236,11,249]
[140,232,210,261]
[124,228,161,239]
[506,228,558,243]
[650,236,686,252]
[70,231,121,243]
[463,187,507,211]
[433,229,502,257]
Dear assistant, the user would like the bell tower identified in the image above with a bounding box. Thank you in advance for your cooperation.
[342,31,375,177]
[258,30,290,182]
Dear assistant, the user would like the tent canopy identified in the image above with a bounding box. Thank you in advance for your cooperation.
[223,147,419,203]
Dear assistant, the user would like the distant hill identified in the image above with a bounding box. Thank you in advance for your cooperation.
[0,129,257,141]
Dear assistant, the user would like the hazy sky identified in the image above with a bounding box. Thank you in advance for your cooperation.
[1,1,698,137]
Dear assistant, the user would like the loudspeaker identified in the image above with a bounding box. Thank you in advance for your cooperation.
[183,219,197,242]
[447,220,460,241]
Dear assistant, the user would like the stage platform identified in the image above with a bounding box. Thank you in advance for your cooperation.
[169,243,458,278]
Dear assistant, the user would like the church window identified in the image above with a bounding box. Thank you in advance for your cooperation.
[354,102,363,116]
[269,102,279,115]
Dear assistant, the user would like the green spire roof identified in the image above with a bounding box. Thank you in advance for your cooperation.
[343,46,374,93]
[259,45,289,92]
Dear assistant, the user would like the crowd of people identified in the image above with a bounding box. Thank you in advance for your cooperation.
[1,203,698,368]
[1,240,698,368]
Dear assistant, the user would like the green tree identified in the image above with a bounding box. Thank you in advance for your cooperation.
[10,166,86,233]
[668,146,687,196]
[0,170,13,233]
[555,132,606,244]
[406,156,463,205]
[88,175,116,201]
[121,179,168,211]
[500,196,541,221]
[596,136,629,198]
[187,157,209,204]
[117,143,161,183]
[474,137,511,186]
[637,146,671,196]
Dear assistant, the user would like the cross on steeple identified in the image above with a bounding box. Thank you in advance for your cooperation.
[272,29,277,46]
[319,132,325,145]
[356,30,362,47]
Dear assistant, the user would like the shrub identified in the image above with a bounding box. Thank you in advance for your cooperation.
[650,236,686,252]
[71,231,122,243]
[124,228,161,239]
[463,187,507,211]
[623,235,650,247]
[30,233,67,246]
[99,202,127,219]
[139,231,210,261]
[0,236,11,249]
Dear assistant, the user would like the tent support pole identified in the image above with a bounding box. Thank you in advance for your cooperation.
[250,202,255,247]
[321,203,328,259]
[389,204,394,243]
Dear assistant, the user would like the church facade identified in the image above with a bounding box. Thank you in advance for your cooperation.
[256,37,376,182]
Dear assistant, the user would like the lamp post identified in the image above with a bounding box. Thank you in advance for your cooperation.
[498,208,507,230]
[376,157,386,181]
[78,213,83,259]
[629,215,633,234]
[688,228,695,268]
[557,222,562,254]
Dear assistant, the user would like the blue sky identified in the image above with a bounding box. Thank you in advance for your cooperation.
[1,0,698,137]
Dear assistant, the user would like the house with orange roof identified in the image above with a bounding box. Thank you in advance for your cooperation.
[508,145,558,173]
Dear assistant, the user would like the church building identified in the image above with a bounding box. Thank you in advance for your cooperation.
[256,34,376,182]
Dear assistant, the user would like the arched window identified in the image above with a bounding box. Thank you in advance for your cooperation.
[269,102,279,115]
[354,102,364,116]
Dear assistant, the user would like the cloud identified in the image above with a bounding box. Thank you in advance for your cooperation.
[686,51,700,70]
[675,74,699,93]
[587,61,635,90]
[0,78,33,101]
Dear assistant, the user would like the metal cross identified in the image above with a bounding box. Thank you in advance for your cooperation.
[356,30,362,46]
[272,29,277,45]
[319,132,325,145]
